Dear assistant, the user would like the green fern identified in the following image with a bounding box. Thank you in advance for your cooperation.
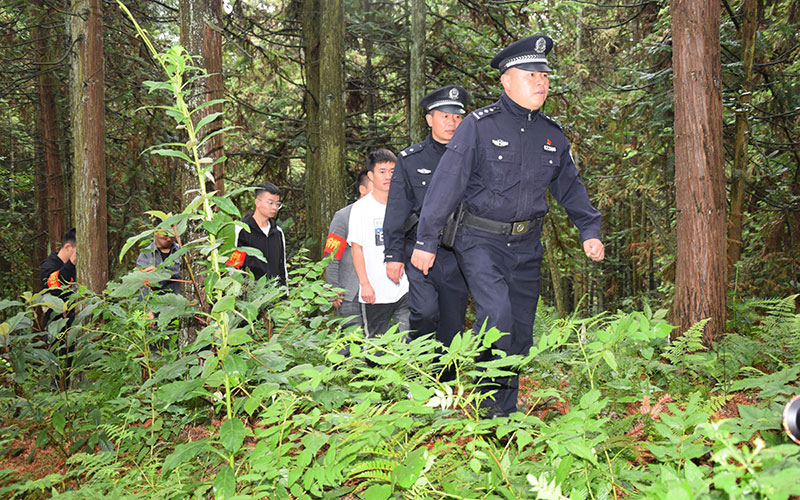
[346,458,394,482]
[761,294,800,363]
[662,318,709,366]
[702,392,732,414]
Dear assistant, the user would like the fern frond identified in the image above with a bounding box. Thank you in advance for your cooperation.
[703,392,732,414]
[348,470,393,483]
[761,294,800,363]
[347,458,396,477]
[762,294,798,331]
[663,318,708,365]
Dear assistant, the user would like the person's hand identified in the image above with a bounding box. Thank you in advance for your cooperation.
[360,282,376,304]
[410,249,436,275]
[332,291,343,308]
[142,265,156,273]
[68,246,77,264]
[386,262,405,284]
[583,238,605,262]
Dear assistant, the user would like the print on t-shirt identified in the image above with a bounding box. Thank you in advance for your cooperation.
[374,218,384,247]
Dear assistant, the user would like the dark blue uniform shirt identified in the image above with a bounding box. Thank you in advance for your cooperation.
[384,132,447,263]
[416,93,602,250]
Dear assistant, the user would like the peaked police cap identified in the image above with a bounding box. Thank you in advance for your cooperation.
[419,85,470,114]
[490,34,553,74]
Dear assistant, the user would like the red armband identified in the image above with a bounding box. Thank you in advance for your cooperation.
[47,271,60,288]
[323,233,347,260]
[226,249,247,269]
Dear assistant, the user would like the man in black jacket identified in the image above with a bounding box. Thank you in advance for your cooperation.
[229,182,288,288]
[39,229,78,389]
[39,229,77,324]
[384,85,470,348]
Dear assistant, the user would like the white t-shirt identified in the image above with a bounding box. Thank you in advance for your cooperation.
[347,193,409,303]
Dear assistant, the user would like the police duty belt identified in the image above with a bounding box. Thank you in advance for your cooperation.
[461,211,543,236]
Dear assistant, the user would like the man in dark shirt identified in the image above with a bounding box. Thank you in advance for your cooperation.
[40,229,77,324]
[229,182,288,289]
[411,35,605,417]
[39,229,78,390]
[384,85,470,354]
[136,230,181,297]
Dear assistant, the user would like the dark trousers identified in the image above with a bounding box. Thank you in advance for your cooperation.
[362,294,410,338]
[405,245,469,347]
[454,225,543,416]
[337,299,364,329]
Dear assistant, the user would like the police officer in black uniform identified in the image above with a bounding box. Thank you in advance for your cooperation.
[411,35,605,417]
[384,86,470,353]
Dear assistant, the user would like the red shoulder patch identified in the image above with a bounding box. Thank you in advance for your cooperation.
[226,249,247,269]
[323,233,347,260]
[47,270,60,288]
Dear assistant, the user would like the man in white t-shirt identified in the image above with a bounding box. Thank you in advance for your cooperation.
[348,149,410,337]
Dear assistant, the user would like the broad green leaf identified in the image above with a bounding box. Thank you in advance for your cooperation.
[361,484,392,500]
[212,295,236,313]
[223,353,247,378]
[407,382,432,401]
[213,464,236,499]
[564,441,598,465]
[119,229,154,261]
[227,328,253,346]
[212,196,240,218]
[53,412,67,436]
[193,111,223,134]
[219,418,246,453]
[163,440,211,473]
[602,350,618,371]
[156,379,206,405]
[149,148,192,163]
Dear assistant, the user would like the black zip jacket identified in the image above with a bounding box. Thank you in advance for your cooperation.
[234,212,287,286]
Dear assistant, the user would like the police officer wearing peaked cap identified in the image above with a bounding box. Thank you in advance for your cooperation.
[411,35,605,417]
[384,85,470,360]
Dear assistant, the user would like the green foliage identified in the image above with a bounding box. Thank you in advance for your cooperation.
[3,4,800,499]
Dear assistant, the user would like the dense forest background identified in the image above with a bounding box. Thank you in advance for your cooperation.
[2,1,800,499]
[2,0,797,315]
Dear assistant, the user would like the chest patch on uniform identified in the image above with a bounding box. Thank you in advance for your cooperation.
[543,139,557,152]
[416,168,431,174]
[492,139,509,147]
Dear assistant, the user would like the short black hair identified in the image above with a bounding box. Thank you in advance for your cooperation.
[356,168,370,193]
[62,229,76,247]
[366,149,396,172]
[255,182,281,199]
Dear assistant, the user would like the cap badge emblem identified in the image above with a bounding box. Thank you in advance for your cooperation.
[492,139,509,147]
[535,37,547,53]
[448,87,459,99]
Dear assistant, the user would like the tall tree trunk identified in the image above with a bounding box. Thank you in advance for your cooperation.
[33,126,48,293]
[306,0,346,259]
[33,0,66,254]
[362,0,377,139]
[70,0,107,293]
[408,0,426,143]
[179,0,226,195]
[727,0,758,270]
[672,0,727,344]
[303,0,321,242]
